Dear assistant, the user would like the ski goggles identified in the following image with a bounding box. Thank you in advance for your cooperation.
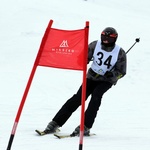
[101,31,117,38]
[101,33,117,43]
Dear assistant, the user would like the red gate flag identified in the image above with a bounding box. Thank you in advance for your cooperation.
[37,22,88,70]
[7,20,89,150]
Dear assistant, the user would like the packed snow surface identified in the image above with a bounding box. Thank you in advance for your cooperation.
[1,0,150,149]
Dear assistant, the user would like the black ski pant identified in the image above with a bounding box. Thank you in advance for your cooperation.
[52,78,112,128]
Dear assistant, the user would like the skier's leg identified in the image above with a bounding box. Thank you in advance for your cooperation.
[52,79,96,127]
[84,81,112,128]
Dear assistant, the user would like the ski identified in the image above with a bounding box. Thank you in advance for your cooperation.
[54,133,96,139]
[35,130,47,136]
[54,134,72,139]
[35,129,96,138]
[35,129,60,136]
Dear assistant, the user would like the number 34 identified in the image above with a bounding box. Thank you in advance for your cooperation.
[96,52,112,69]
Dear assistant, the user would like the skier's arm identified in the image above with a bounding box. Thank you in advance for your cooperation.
[87,40,97,64]
[114,48,127,78]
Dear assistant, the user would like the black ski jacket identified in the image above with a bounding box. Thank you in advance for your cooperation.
[87,40,127,85]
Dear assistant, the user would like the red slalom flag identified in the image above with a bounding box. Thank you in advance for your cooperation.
[38,25,88,70]
[7,20,89,150]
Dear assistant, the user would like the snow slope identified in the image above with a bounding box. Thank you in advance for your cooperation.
[1,0,150,149]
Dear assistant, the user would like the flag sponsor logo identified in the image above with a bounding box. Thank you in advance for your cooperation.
[51,40,75,55]
[59,40,69,47]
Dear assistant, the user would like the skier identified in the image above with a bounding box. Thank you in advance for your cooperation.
[42,27,127,136]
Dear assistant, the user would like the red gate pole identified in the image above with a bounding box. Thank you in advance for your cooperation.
[79,21,89,150]
[6,20,53,150]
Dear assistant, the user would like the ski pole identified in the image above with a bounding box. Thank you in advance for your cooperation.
[126,38,140,54]
[108,38,140,73]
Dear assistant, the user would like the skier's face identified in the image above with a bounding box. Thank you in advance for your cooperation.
[101,33,116,44]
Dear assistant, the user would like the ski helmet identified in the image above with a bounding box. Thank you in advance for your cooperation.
[101,27,118,47]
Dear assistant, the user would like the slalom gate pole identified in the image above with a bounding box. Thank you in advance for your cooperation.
[6,20,53,150]
[79,21,89,150]
[6,64,38,150]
